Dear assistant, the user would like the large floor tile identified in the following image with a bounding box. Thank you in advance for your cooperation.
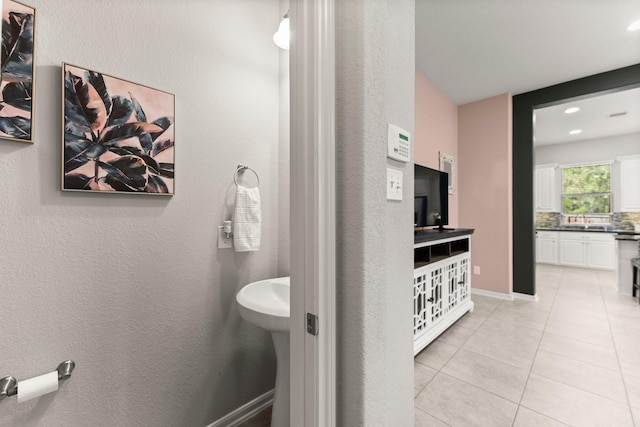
[543,317,614,347]
[436,322,475,347]
[469,294,503,312]
[512,407,569,427]
[414,362,437,397]
[632,406,640,426]
[520,374,634,427]
[414,407,449,427]
[477,317,544,341]
[415,340,459,371]
[489,304,549,330]
[539,331,619,371]
[531,350,627,403]
[623,372,640,410]
[452,309,489,331]
[441,349,529,403]
[415,373,517,427]
[462,329,539,370]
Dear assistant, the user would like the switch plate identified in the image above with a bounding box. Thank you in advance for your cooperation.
[387,168,403,201]
[387,124,411,162]
[218,226,232,249]
[473,266,480,275]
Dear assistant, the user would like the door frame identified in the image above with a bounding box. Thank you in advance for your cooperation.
[289,0,336,426]
[512,63,640,296]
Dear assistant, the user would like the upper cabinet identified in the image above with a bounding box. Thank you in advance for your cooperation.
[535,164,559,212]
[618,155,640,212]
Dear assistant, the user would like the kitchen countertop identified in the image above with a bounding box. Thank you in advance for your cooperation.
[536,227,640,240]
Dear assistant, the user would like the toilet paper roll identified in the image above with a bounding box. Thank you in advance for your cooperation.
[17,371,58,403]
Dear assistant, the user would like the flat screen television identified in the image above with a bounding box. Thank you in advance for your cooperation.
[414,164,449,230]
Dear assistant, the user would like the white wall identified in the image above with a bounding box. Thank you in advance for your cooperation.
[535,132,640,212]
[0,1,287,426]
[535,132,640,165]
[335,0,415,424]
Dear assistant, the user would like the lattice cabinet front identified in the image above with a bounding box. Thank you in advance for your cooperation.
[413,233,474,355]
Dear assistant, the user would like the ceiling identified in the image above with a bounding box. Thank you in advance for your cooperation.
[415,0,640,106]
[533,87,640,145]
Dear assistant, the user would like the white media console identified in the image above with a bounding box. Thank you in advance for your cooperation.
[413,229,474,356]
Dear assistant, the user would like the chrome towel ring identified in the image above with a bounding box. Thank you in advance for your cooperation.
[234,164,260,187]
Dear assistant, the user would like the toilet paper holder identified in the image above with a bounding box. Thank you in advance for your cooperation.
[0,360,75,401]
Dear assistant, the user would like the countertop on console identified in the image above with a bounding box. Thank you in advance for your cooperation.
[415,228,475,244]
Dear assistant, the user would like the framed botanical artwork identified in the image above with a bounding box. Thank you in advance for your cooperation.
[439,151,455,194]
[62,63,175,195]
[0,0,35,143]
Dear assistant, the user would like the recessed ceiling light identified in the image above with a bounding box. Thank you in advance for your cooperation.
[564,107,580,114]
[629,19,640,31]
[569,129,582,135]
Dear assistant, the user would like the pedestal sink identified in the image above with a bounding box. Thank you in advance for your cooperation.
[236,277,290,427]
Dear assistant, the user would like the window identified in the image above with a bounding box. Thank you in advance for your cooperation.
[561,163,612,224]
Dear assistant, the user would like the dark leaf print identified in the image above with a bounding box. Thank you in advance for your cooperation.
[64,173,91,190]
[2,82,31,110]
[146,174,169,193]
[64,143,107,173]
[85,70,112,116]
[2,12,33,79]
[71,73,107,134]
[0,116,30,138]
[130,93,147,122]
[100,155,148,191]
[152,139,174,157]
[100,122,163,145]
[105,95,133,127]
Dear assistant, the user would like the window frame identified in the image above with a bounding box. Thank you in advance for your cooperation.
[560,161,613,225]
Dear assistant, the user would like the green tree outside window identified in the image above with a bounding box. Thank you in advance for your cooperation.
[562,164,612,217]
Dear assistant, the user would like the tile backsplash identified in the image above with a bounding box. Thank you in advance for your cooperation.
[614,212,640,231]
[535,212,561,228]
[536,211,640,231]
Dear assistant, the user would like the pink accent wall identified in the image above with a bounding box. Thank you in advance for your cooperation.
[458,94,513,294]
[414,71,459,227]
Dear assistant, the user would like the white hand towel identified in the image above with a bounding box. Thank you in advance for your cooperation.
[233,185,261,252]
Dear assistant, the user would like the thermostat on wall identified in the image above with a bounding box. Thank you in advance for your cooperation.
[387,124,411,163]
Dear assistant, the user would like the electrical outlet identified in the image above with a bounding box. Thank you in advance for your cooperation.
[218,226,232,249]
[473,266,480,275]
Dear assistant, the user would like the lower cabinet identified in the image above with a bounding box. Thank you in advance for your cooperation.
[413,234,474,356]
[557,232,616,270]
[536,231,558,264]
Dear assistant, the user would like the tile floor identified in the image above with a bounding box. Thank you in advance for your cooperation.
[414,264,640,426]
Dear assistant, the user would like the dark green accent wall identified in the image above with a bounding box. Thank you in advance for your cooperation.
[512,63,640,296]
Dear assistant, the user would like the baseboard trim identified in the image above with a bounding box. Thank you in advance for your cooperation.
[512,292,539,302]
[471,288,514,301]
[208,389,274,427]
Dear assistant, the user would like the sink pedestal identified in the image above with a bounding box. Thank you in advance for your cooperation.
[271,332,289,427]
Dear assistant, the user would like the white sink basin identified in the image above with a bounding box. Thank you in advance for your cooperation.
[236,276,290,332]
[236,276,291,427]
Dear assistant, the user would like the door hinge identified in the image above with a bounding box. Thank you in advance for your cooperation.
[306,313,318,336]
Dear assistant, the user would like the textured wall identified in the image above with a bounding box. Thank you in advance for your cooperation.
[414,70,459,227]
[335,0,415,424]
[0,1,287,426]
[458,94,513,294]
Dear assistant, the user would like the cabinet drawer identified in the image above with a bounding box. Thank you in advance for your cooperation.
[536,231,558,239]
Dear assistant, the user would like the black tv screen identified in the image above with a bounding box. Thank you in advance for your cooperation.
[414,164,449,228]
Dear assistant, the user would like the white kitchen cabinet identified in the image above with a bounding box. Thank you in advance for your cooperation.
[558,232,616,270]
[535,164,559,212]
[536,231,558,264]
[619,156,640,212]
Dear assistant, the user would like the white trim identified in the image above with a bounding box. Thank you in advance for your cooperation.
[512,292,540,302]
[290,1,336,426]
[470,288,540,302]
[559,160,614,168]
[471,287,514,301]
[616,154,640,162]
[207,390,274,427]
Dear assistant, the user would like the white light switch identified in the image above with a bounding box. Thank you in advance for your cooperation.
[387,168,403,201]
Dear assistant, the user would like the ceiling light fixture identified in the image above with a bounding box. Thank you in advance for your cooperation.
[628,19,640,31]
[569,129,582,135]
[273,11,290,50]
[564,107,580,114]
